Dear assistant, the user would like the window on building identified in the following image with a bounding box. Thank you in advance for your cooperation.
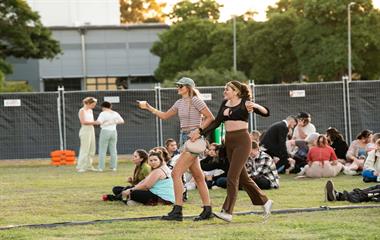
[86,77,117,90]
[43,78,81,92]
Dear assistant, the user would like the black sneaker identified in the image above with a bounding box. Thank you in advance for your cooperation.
[325,180,336,201]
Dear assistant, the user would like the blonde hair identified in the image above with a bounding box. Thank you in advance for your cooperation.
[82,97,97,105]
[185,85,201,98]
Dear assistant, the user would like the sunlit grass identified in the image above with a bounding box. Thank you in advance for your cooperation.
[0,159,379,239]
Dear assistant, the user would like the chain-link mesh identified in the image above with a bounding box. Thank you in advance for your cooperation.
[0,92,60,159]
[0,80,379,160]
[349,80,380,139]
[63,90,157,156]
[254,82,346,138]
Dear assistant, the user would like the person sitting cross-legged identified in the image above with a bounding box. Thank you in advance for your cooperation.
[246,140,279,190]
[298,135,344,178]
[121,151,175,206]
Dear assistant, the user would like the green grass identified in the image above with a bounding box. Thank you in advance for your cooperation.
[0,159,379,239]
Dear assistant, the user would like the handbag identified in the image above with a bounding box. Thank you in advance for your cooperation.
[184,137,207,154]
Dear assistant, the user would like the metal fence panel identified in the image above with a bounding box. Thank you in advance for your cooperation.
[1,80,380,160]
[349,80,380,139]
[0,92,60,159]
[254,82,346,138]
[63,90,157,156]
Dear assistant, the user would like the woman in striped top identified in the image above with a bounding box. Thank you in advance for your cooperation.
[138,77,215,221]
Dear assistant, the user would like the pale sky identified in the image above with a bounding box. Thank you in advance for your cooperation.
[160,0,380,22]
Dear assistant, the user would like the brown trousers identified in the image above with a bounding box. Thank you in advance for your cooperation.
[223,129,268,214]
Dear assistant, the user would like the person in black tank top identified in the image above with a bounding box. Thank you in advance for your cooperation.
[191,81,273,222]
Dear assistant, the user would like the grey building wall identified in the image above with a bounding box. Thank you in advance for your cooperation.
[5,57,40,91]
[5,24,168,91]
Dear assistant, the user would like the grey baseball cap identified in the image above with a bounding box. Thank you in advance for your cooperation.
[176,77,195,88]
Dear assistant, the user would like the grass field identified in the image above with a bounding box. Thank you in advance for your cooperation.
[0,158,379,240]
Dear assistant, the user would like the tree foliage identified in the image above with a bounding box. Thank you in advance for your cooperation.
[120,0,166,23]
[151,19,217,81]
[0,0,60,78]
[169,0,222,23]
[152,0,380,84]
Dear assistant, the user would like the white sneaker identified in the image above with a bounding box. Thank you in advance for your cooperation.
[77,169,86,173]
[343,167,357,176]
[214,210,232,222]
[97,169,103,172]
[89,167,98,172]
[111,168,117,172]
[263,199,273,220]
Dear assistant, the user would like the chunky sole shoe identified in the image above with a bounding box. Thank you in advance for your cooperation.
[325,180,336,201]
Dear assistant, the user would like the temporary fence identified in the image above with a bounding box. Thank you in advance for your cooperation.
[0,79,379,160]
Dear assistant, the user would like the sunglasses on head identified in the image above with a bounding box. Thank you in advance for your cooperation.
[176,84,185,88]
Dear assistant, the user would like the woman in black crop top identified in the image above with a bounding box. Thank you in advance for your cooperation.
[190,81,273,222]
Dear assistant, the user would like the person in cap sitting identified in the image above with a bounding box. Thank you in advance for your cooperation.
[292,112,316,140]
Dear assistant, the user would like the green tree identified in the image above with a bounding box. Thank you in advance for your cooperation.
[240,13,300,84]
[169,0,222,23]
[0,0,60,77]
[120,0,166,23]
[151,19,217,81]
[290,0,380,81]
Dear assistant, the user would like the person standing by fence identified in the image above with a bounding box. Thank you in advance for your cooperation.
[77,97,98,173]
[96,101,124,172]
[138,77,215,221]
[192,81,273,222]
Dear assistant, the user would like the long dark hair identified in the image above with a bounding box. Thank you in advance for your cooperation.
[148,151,165,169]
[226,81,252,101]
[356,129,373,140]
[132,149,149,183]
[326,127,344,142]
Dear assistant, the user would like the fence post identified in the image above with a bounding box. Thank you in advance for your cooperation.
[57,86,64,150]
[61,86,67,150]
[346,78,352,143]
[342,76,348,143]
[154,83,163,146]
[249,80,256,132]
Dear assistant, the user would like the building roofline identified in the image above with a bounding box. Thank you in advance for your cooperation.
[49,23,169,31]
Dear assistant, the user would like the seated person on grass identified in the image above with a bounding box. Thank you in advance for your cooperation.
[103,149,150,201]
[344,129,373,175]
[286,132,319,174]
[298,135,344,178]
[121,151,175,206]
[362,138,380,183]
[246,140,279,190]
[325,127,349,163]
[200,143,229,189]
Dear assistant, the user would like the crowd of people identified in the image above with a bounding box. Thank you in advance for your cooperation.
[77,77,380,223]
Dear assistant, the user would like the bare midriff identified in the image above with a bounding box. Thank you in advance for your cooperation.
[225,120,248,132]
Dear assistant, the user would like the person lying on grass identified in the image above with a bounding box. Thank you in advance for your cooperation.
[102,149,151,201]
[120,151,175,206]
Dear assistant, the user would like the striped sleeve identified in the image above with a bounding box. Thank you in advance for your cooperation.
[192,97,207,112]
[168,99,180,113]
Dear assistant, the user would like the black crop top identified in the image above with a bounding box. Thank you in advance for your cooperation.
[201,99,270,137]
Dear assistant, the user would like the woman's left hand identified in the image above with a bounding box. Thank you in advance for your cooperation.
[189,129,201,141]
[245,101,255,112]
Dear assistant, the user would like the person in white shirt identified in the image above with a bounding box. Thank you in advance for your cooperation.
[292,112,316,140]
[96,101,124,171]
